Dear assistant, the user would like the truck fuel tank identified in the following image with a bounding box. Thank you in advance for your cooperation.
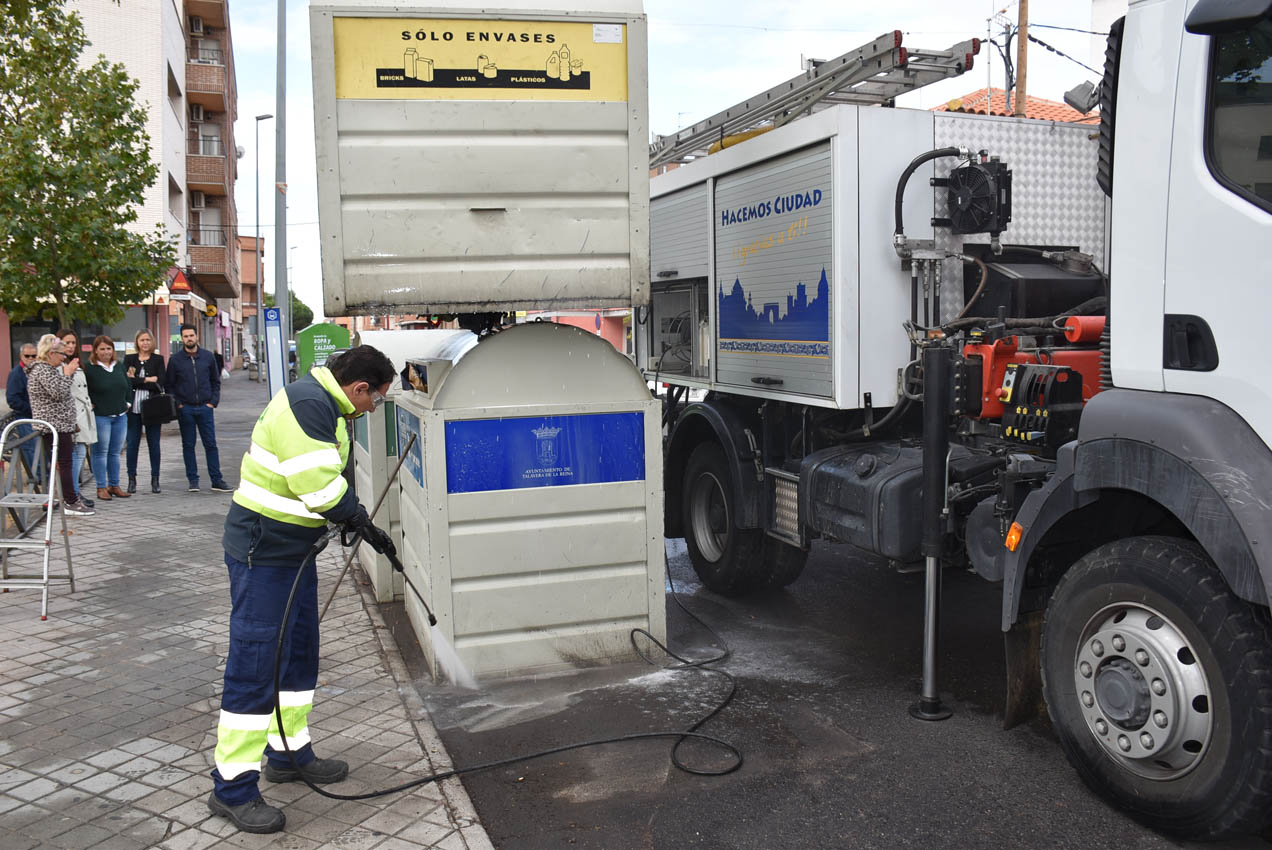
[799,442,1001,563]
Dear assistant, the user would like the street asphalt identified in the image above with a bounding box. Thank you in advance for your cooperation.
[398,539,1272,850]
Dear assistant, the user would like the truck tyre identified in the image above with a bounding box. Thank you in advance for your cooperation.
[761,540,808,590]
[682,442,767,596]
[1041,536,1272,840]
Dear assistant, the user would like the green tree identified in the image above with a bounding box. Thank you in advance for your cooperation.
[0,1,176,329]
[264,291,316,334]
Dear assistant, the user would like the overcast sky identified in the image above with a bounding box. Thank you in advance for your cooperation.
[230,0,1109,321]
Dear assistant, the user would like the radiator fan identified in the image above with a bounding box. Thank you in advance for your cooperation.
[946,160,1012,236]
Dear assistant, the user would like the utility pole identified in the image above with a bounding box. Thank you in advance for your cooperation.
[254,113,272,378]
[274,0,290,375]
[1015,0,1029,117]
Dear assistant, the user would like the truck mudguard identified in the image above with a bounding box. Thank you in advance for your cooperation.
[1000,389,1272,630]
[665,399,764,537]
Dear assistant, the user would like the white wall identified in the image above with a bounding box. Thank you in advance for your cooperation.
[70,0,187,261]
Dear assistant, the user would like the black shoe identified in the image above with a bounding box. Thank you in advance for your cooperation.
[127,475,136,494]
[188,482,199,492]
[206,793,285,834]
[210,480,234,493]
[80,497,94,508]
[263,757,349,785]
[151,476,161,494]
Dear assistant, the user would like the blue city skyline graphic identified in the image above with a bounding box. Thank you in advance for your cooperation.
[718,268,830,357]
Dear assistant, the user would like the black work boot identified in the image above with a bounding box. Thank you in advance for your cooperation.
[206,793,285,834]
[264,757,349,785]
[127,475,136,494]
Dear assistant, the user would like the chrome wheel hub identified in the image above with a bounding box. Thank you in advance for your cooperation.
[1073,603,1212,780]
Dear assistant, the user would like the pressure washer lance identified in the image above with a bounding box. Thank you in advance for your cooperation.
[317,434,421,623]
[270,532,744,801]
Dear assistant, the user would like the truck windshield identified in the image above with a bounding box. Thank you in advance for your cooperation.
[1208,16,1272,208]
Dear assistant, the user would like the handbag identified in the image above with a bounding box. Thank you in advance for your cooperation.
[140,393,178,425]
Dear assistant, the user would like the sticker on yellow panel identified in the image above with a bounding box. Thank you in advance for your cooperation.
[333,17,628,102]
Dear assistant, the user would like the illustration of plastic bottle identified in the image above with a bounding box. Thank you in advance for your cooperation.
[558,44,571,81]
[404,47,418,78]
[546,50,560,79]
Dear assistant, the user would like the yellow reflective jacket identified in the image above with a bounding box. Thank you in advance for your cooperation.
[222,367,360,566]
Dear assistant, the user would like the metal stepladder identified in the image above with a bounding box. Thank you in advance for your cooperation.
[649,31,982,169]
[0,419,74,620]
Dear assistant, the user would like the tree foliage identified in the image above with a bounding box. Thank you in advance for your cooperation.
[0,1,176,329]
[264,291,316,334]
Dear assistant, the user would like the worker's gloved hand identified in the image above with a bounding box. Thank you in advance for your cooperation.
[362,522,396,557]
[343,505,396,557]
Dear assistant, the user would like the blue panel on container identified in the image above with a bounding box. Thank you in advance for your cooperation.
[445,413,644,494]
[396,406,423,486]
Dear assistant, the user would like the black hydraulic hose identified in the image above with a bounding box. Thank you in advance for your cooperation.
[894,147,963,240]
[943,296,1108,333]
[268,538,742,803]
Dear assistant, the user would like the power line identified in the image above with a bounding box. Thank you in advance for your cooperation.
[1032,23,1109,36]
[1027,33,1100,75]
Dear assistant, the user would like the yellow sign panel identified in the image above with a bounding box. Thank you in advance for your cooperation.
[333,17,628,102]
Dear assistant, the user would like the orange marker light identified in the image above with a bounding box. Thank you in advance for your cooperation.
[1005,522,1024,552]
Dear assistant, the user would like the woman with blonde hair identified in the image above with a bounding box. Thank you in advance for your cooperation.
[26,334,94,516]
[57,329,96,508]
[83,335,131,500]
[123,328,165,493]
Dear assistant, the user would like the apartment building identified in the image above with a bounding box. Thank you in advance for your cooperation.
[65,0,242,364]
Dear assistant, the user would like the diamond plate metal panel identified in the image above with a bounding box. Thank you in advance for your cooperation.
[933,113,1108,322]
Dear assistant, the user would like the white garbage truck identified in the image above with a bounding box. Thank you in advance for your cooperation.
[641,0,1272,839]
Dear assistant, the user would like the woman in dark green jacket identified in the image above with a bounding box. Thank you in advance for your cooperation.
[83,335,133,501]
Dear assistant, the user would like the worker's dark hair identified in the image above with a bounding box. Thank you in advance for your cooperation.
[179,323,198,334]
[329,345,395,389]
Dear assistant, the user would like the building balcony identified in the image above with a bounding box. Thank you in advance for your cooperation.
[186,0,227,28]
[187,138,228,195]
[187,50,227,113]
[188,227,240,299]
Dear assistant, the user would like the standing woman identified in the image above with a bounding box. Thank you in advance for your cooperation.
[57,329,97,509]
[26,334,94,516]
[124,329,165,493]
[83,335,132,501]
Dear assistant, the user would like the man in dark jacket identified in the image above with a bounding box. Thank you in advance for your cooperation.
[6,343,39,479]
[166,324,230,492]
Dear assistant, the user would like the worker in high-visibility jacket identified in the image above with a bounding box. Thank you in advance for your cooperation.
[208,345,397,835]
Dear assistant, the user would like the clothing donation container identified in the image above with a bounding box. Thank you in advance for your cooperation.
[392,322,664,680]
[310,0,650,316]
[351,330,477,601]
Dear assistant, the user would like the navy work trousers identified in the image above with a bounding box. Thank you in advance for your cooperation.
[211,555,318,805]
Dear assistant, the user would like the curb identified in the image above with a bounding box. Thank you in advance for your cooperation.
[350,553,496,850]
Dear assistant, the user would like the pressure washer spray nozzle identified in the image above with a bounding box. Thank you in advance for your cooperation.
[387,549,438,626]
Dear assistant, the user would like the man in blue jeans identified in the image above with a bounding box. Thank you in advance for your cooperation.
[5,343,41,482]
[166,324,230,492]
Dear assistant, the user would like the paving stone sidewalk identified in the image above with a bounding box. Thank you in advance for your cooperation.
[0,370,493,850]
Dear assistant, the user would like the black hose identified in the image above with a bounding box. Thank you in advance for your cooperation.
[943,296,1108,333]
[895,147,963,238]
[268,535,742,803]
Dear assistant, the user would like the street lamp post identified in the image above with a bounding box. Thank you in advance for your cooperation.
[254,113,272,379]
[275,0,289,380]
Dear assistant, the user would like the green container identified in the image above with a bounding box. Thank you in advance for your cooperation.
[295,322,351,377]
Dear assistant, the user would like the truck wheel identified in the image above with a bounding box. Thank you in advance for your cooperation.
[1041,536,1272,839]
[761,540,808,589]
[682,442,766,596]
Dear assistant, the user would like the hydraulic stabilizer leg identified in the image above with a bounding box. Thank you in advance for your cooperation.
[910,343,953,722]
